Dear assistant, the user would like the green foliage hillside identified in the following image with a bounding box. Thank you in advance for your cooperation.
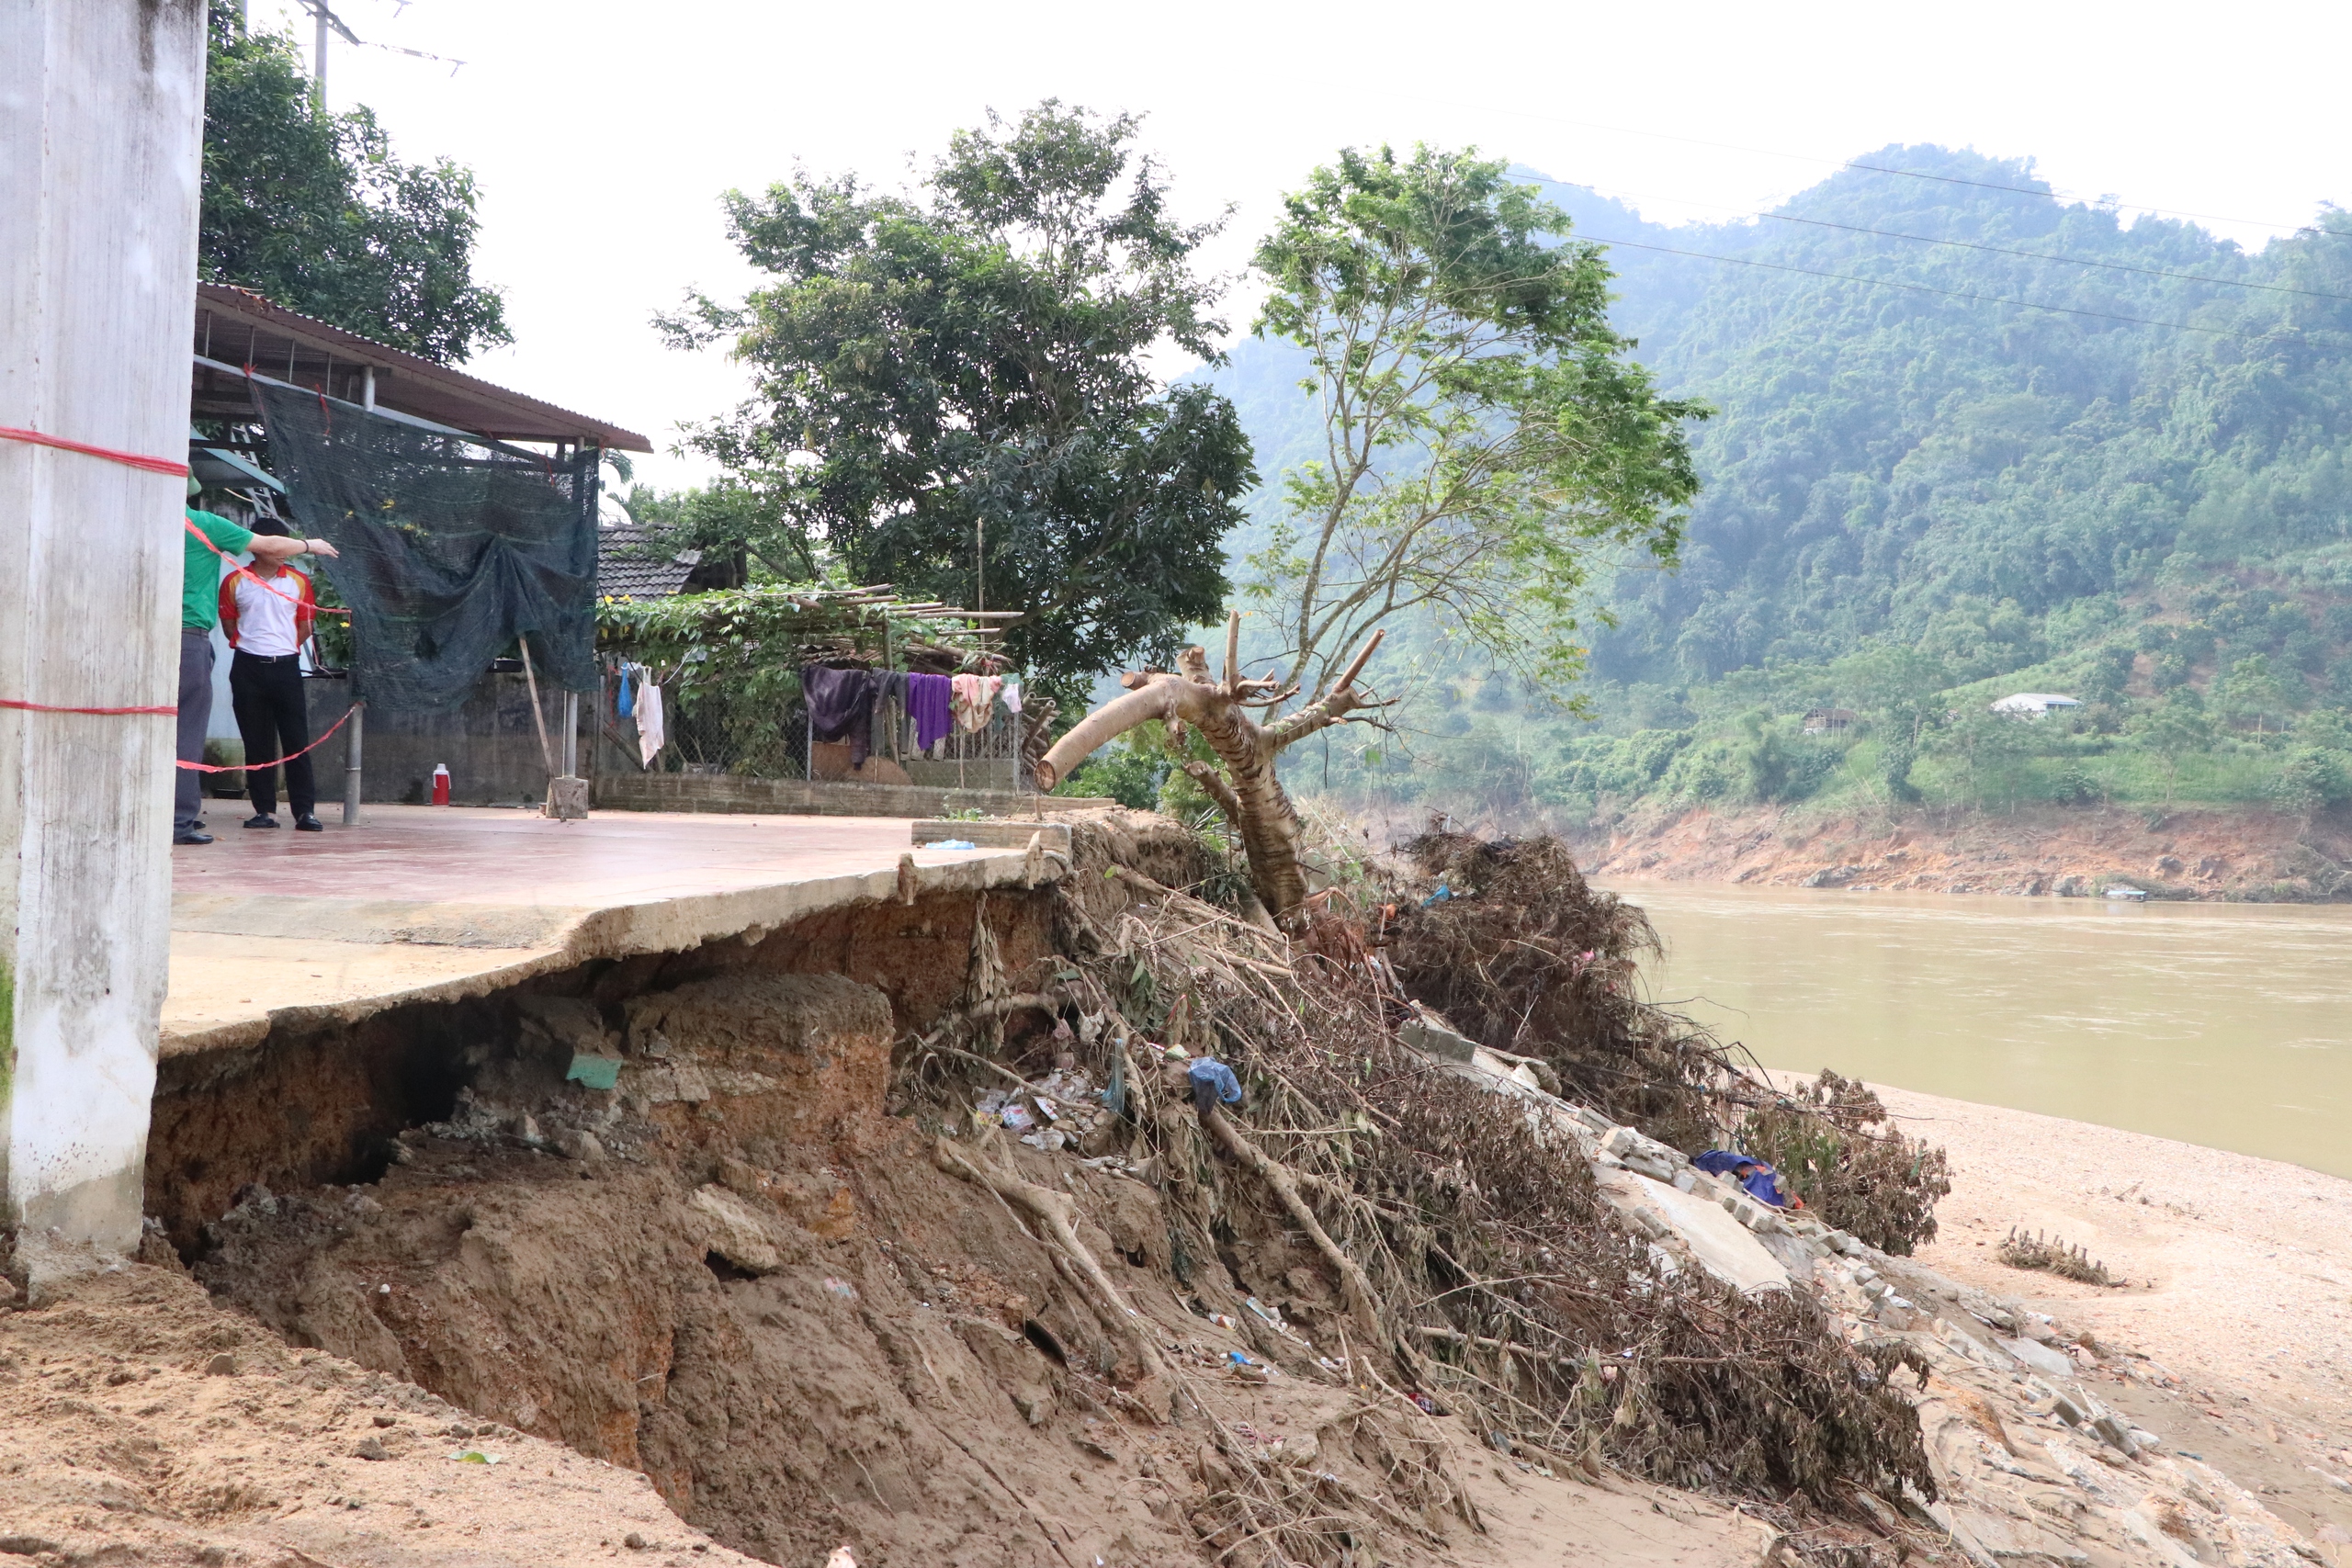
[1192,146,2352,824]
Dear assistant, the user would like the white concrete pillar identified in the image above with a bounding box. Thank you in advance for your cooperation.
[0,2,209,1249]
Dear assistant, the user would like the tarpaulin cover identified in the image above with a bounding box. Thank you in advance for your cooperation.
[254,380,600,712]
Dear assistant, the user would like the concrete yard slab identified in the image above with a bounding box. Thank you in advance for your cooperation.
[1595,1168,1792,1295]
[163,805,1066,1056]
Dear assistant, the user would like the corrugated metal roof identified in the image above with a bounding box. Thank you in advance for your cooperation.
[193,282,653,452]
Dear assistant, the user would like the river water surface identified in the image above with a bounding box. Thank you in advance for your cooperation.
[1607,884,2352,1179]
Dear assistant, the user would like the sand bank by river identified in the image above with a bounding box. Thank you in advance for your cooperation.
[1862,1079,2352,1417]
[1795,1076,2352,1549]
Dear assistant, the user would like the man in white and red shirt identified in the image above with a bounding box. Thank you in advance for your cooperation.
[218,518,324,830]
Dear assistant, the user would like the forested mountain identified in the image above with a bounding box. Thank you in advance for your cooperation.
[1163,146,2352,822]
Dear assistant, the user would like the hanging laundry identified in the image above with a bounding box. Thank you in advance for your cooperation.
[950,672,1002,734]
[802,665,882,767]
[905,671,954,751]
[1000,672,1024,714]
[636,680,665,769]
[616,663,636,719]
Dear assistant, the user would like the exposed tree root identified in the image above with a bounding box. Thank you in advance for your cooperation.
[1201,1104,1385,1344]
[930,1135,1172,1408]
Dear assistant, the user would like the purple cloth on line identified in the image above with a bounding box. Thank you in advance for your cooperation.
[906,671,954,751]
[802,665,880,767]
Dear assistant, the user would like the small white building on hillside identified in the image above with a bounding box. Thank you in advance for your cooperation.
[1990,693,2083,719]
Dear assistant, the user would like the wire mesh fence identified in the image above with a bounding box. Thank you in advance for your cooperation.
[605,678,1035,794]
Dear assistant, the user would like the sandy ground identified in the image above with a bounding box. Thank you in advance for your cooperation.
[1860,1079,2352,1429]
[1794,1076,2352,1555]
[0,1260,766,1567]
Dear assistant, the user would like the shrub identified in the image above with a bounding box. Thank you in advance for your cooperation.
[1737,1071,1951,1255]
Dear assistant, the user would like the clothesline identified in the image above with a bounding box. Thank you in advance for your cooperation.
[802,666,1023,769]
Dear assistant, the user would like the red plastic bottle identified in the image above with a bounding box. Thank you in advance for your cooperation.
[431,763,451,806]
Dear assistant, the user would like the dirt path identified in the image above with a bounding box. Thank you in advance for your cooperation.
[0,1261,763,1567]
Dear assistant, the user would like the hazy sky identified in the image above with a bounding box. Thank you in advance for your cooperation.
[252,0,2347,487]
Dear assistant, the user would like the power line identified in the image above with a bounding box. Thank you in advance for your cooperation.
[1758,213,2352,305]
[1836,159,2331,238]
[1474,103,2335,238]
[1558,173,2350,307]
[1582,234,2267,340]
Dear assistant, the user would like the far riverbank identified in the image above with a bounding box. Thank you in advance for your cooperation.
[1568,800,2352,901]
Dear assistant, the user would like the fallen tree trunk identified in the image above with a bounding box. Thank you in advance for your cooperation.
[1035,616,1385,925]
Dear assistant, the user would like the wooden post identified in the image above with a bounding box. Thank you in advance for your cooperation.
[0,1,209,1251]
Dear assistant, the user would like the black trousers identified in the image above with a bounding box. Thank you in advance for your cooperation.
[229,651,316,818]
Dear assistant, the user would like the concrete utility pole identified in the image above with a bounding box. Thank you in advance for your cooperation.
[313,2,330,107]
[0,1,209,1250]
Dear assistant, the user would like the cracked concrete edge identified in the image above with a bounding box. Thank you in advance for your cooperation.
[158,849,1059,1061]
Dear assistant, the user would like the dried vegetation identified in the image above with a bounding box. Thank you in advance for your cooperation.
[1997,1226,2122,1287]
[905,811,1953,1563]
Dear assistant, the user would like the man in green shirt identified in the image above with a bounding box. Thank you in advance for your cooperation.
[178,486,336,844]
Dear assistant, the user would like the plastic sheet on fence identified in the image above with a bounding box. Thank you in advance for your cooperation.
[254,381,600,714]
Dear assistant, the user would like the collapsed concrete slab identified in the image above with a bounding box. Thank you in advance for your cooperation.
[1418,1034,1812,1294]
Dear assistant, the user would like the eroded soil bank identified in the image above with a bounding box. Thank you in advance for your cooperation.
[24,816,1544,1568]
[1564,801,2352,899]
[8,811,2348,1568]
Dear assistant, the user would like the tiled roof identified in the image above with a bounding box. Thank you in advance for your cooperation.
[597,523,697,600]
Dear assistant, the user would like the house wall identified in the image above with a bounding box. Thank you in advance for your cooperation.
[292,671,592,808]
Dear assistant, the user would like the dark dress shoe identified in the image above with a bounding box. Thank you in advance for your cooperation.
[294,815,324,832]
[243,814,279,829]
[173,830,215,845]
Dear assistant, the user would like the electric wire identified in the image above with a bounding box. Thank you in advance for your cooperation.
[1579,234,2267,339]
[1530,167,2352,319]
[1562,174,2348,307]
[1471,103,2338,238]
[1755,213,2352,305]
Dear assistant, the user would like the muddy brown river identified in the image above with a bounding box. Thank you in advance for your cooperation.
[1607,883,2352,1180]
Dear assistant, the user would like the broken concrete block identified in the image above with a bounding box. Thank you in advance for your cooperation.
[1595,1168,1790,1295]
[1399,1016,1477,1064]
[2001,1337,2077,1381]
[688,1184,785,1274]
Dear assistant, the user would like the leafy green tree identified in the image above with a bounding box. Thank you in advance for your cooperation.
[2215,654,2292,733]
[617,482,763,588]
[1057,725,1174,811]
[2267,748,2351,815]
[2078,645,2134,706]
[1928,707,2035,808]
[1243,144,1705,704]
[1875,699,1939,804]
[663,101,1252,696]
[200,9,508,363]
[2131,691,2216,805]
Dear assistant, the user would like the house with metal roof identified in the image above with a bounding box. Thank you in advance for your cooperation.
[1989,693,2083,718]
[187,283,653,810]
